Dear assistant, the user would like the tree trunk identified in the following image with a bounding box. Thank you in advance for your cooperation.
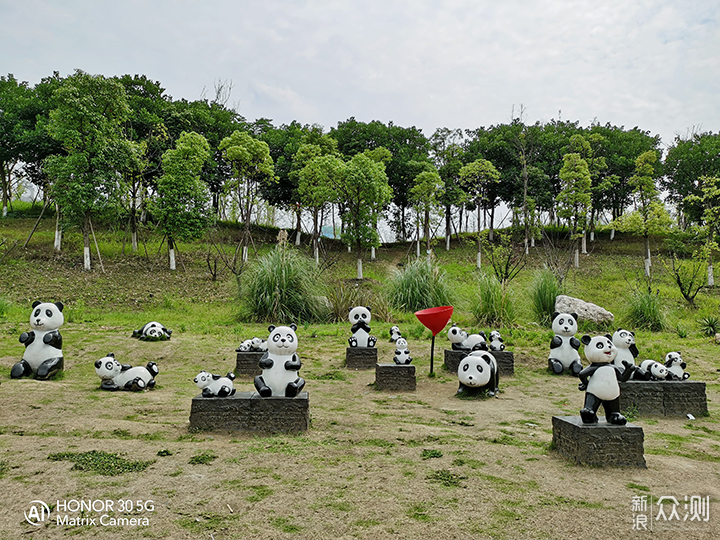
[477,205,482,268]
[168,236,176,271]
[489,206,495,242]
[581,232,587,254]
[54,203,62,252]
[295,207,302,246]
[82,217,91,271]
[445,204,451,251]
[644,234,651,276]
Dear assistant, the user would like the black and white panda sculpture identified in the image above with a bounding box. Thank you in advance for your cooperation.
[612,329,639,373]
[254,324,306,397]
[235,337,267,353]
[457,349,499,397]
[95,353,159,391]
[636,359,668,381]
[664,351,690,380]
[389,325,402,343]
[393,337,412,365]
[348,306,377,348]
[194,370,236,397]
[577,334,636,424]
[132,321,172,341]
[548,312,582,376]
[447,323,487,352]
[12,301,65,380]
[488,330,505,352]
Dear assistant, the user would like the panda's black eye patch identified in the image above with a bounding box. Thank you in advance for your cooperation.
[46,309,53,317]
[476,365,483,373]
[287,334,294,342]
[105,362,113,369]
[596,343,604,349]
[354,314,359,320]
[462,364,469,372]
[34,309,41,317]
[558,318,564,325]
[273,334,281,342]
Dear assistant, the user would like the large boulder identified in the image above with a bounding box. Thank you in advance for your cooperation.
[555,295,614,325]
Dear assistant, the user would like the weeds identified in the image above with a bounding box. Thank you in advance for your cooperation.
[189,450,218,465]
[699,316,720,337]
[386,257,453,312]
[625,289,665,331]
[471,271,515,326]
[47,450,155,476]
[529,269,563,327]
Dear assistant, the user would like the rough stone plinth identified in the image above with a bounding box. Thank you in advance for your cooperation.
[345,347,377,370]
[235,352,264,377]
[189,391,309,433]
[619,380,708,417]
[552,415,646,468]
[375,363,416,391]
[444,349,514,376]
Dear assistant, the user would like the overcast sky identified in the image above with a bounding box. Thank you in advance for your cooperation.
[2,0,719,151]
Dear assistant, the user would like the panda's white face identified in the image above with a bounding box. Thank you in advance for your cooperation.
[29,302,64,331]
[349,306,371,324]
[395,337,408,349]
[489,330,502,341]
[551,313,577,337]
[665,351,682,366]
[447,325,467,344]
[95,355,121,379]
[458,351,493,387]
[193,371,211,389]
[612,329,635,348]
[650,363,668,378]
[267,325,298,355]
[584,335,617,364]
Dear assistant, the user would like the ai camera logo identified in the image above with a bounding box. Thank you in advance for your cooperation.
[25,500,51,526]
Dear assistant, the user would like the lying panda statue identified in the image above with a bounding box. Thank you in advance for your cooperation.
[132,321,172,341]
[348,306,377,348]
[548,312,582,376]
[635,359,668,381]
[235,337,268,353]
[577,334,636,424]
[447,323,487,352]
[194,370,236,397]
[664,351,690,380]
[254,324,306,398]
[457,349,499,397]
[393,337,412,365]
[95,353,159,391]
[12,301,65,380]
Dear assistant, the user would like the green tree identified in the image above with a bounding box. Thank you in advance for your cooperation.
[459,158,500,268]
[429,127,465,250]
[409,169,443,259]
[684,175,720,287]
[556,153,591,268]
[154,131,212,270]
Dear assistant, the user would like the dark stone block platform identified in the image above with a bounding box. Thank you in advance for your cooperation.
[552,415,646,468]
[444,349,514,376]
[189,391,309,433]
[345,347,378,370]
[619,380,708,417]
[235,351,264,377]
[375,363,416,391]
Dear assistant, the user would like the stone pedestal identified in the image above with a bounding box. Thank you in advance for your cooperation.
[375,363,416,391]
[552,415,646,468]
[189,391,309,433]
[235,352,264,377]
[345,347,377,370]
[444,349,514,376]
[619,380,708,417]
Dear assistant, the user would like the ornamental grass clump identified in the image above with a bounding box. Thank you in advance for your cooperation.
[239,245,328,323]
[472,271,515,326]
[529,269,564,327]
[386,257,453,312]
[625,289,665,331]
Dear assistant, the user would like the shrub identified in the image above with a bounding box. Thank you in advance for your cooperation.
[326,282,391,323]
[529,269,563,327]
[471,271,515,326]
[386,257,453,312]
[238,245,329,323]
[699,316,720,337]
[625,289,665,331]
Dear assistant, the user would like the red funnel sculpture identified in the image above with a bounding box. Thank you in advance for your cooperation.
[415,306,453,374]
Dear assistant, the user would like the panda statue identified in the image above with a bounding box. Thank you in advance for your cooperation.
[393,337,412,365]
[577,334,636,424]
[612,329,639,373]
[254,324,306,398]
[547,312,582,376]
[457,349,499,397]
[235,337,268,353]
[348,306,377,348]
[193,370,236,397]
[12,301,65,380]
[664,351,690,381]
[389,325,403,343]
[636,359,668,381]
[447,323,487,352]
[488,330,505,352]
[235,339,253,352]
[132,321,172,341]
[95,353,159,391]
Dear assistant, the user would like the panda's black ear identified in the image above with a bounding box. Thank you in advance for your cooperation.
[605,334,612,340]
[32,301,41,308]
[366,306,371,312]
[55,302,64,312]
[551,312,559,321]
[581,335,592,346]
[630,330,635,336]
[290,323,297,331]
[570,313,578,322]
[108,352,115,358]
[348,307,353,312]
[268,325,276,333]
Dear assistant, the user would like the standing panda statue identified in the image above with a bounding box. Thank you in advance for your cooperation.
[664,351,690,380]
[393,337,412,365]
[457,349,499,397]
[348,306,377,348]
[612,329,640,374]
[447,323,487,351]
[577,334,636,424]
[254,324,306,397]
[12,301,65,380]
[547,312,582,376]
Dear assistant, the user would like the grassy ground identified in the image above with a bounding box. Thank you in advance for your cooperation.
[0,217,719,539]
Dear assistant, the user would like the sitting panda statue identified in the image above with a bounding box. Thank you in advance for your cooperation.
[12,301,65,380]
[389,325,403,343]
[254,324,306,398]
[612,329,640,374]
[393,337,412,365]
[577,334,636,424]
[194,370,236,397]
[447,323,487,352]
[348,306,377,348]
[132,321,172,341]
[95,353,159,391]
[636,359,668,381]
[547,312,582,376]
[664,351,690,380]
[488,330,505,352]
[457,349,499,397]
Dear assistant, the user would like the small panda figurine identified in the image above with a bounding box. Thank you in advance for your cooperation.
[612,329,639,372]
[664,351,689,381]
[393,337,412,365]
[12,301,65,380]
[132,321,172,341]
[578,334,636,424]
[250,337,268,352]
[548,312,582,376]
[457,349,499,397]
[254,324,305,397]
[488,330,505,352]
[389,325,402,343]
[194,370,236,397]
[235,339,253,352]
[348,306,377,348]
[636,359,668,381]
[95,353,159,391]
[447,323,487,351]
